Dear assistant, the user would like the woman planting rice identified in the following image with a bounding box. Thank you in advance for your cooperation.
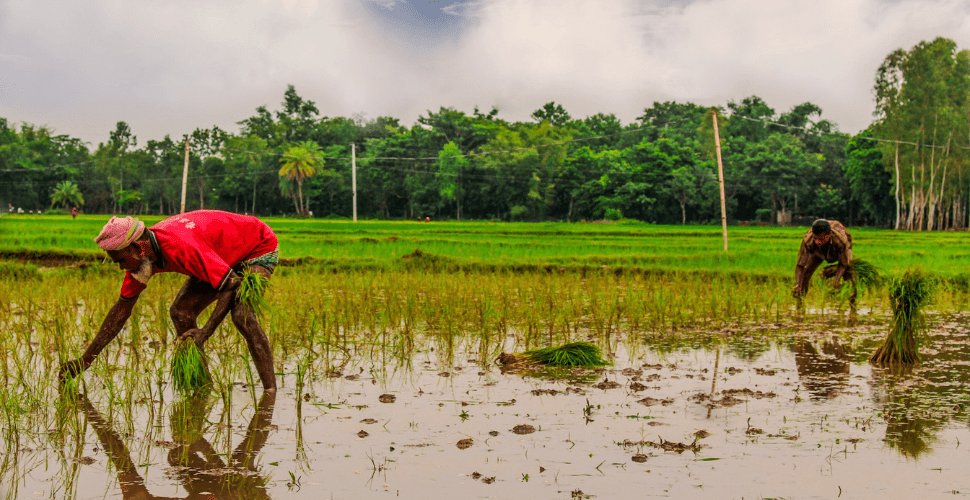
[59,210,279,393]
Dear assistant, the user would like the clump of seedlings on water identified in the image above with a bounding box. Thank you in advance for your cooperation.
[869,268,933,365]
[499,341,610,369]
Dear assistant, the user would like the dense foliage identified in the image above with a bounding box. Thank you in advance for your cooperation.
[2,38,967,229]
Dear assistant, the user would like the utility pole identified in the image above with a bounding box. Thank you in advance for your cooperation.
[351,143,357,223]
[180,138,190,214]
[712,109,728,252]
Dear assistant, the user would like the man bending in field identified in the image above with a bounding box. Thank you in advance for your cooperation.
[792,219,852,300]
[60,210,279,392]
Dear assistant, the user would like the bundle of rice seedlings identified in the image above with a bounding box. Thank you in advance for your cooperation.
[822,258,883,303]
[822,258,883,288]
[869,268,933,365]
[237,267,271,319]
[171,339,212,395]
[521,341,610,368]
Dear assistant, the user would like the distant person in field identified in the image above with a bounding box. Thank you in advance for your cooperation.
[792,219,852,299]
[71,206,78,219]
[59,210,280,393]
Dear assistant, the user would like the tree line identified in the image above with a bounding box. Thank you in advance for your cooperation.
[1,37,967,229]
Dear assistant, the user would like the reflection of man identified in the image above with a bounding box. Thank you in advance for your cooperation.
[793,338,850,400]
[59,210,278,392]
[793,219,852,298]
[80,391,276,499]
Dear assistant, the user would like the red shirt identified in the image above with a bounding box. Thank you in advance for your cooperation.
[120,211,278,299]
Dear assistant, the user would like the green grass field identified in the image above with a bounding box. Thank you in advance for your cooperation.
[2,214,967,282]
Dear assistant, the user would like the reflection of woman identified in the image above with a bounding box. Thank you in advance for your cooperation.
[80,392,276,499]
[793,338,850,400]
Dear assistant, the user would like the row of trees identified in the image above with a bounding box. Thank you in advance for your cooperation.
[1,38,967,229]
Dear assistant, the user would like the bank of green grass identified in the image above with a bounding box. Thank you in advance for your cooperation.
[2,215,968,283]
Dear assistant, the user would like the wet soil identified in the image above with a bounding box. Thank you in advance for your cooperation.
[6,313,970,499]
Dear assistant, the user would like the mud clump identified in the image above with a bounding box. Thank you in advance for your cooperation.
[512,424,536,435]
[531,389,560,396]
[722,388,777,399]
[593,379,621,390]
[631,454,648,463]
[636,397,674,407]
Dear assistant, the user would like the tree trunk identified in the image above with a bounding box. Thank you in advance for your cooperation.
[297,179,304,216]
[894,143,901,230]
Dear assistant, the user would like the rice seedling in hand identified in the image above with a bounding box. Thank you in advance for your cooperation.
[237,267,271,320]
[518,341,610,368]
[171,338,212,395]
[823,258,883,304]
[870,268,933,365]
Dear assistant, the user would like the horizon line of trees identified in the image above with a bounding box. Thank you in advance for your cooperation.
[1,37,967,230]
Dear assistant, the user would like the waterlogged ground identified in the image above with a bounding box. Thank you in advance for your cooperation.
[5,313,970,499]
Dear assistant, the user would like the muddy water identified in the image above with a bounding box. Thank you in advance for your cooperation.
[5,314,970,499]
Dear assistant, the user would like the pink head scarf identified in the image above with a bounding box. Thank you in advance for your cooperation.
[94,216,146,251]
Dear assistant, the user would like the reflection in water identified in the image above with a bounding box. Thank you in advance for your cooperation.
[793,338,850,400]
[867,364,939,459]
[81,391,277,499]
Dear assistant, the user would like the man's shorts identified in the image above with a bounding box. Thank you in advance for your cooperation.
[242,246,280,273]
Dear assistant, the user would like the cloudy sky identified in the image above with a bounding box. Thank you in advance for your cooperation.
[1,0,968,147]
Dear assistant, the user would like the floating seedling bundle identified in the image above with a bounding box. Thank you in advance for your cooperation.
[171,339,211,395]
[869,269,933,365]
[499,341,610,368]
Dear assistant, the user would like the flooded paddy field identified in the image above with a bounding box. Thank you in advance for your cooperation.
[4,304,970,499]
[3,216,970,499]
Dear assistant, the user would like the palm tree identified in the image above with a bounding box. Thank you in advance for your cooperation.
[50,180,84,210]
[279,141,323,216]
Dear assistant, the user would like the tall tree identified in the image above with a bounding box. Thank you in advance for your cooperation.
[50,180,84,209]
[279,141,324,216]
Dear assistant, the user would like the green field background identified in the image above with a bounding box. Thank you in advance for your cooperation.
[1,214,967,282]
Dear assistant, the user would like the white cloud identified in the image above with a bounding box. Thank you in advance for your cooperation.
[0,0,968,145]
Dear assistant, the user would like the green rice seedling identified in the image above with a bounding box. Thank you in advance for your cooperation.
[237,267,271,320]
[521,341,610,368]
[870,268,933,365]
[823,259,883,290]
[170,339,211,395]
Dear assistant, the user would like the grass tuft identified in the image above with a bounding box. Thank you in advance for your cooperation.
[521,341,610,368]
[171,339,212,395]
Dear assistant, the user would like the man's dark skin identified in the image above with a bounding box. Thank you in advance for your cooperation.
[59,233,277,392]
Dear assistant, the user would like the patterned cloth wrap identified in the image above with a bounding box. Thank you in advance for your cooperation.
[242,247,280,272]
